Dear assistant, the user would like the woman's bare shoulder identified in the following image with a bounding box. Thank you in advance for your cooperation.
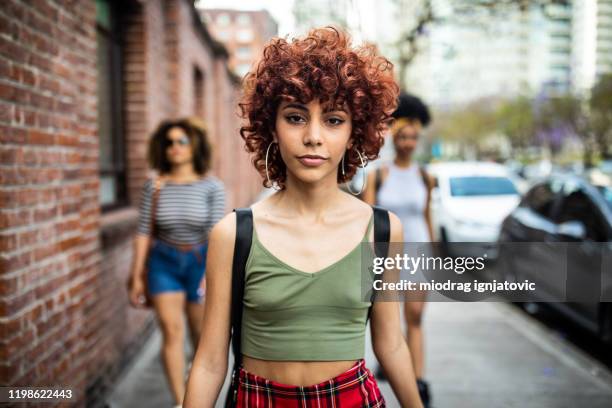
[250,197,272,213]
[249,193,285,223]
[205,213,239,280]
[209,212,237,244]
[340,191,376,216]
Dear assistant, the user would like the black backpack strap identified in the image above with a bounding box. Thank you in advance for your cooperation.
[226,208,253,406]
[373,205,390,256]
[368,206,390,322]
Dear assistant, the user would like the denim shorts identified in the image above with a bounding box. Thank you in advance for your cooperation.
[146,239,208,303]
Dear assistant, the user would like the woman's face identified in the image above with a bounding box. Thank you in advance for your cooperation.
[274,98,352,187]
[165,126,193,166]
[393,119,422,157]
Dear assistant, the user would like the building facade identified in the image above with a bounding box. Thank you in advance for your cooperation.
[403,1,573,108]
[0,0,260,406]
[571,0,612,93]
[199,8,278,78]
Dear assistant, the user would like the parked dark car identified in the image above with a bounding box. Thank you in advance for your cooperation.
[498,174,612,343]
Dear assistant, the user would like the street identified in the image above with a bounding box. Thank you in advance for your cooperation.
[107,301,612,408]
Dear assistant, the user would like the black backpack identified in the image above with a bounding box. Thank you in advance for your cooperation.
[224,206,390,407]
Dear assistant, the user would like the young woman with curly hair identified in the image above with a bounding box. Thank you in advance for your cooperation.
[184,27,423,408]
[128,117,226,408]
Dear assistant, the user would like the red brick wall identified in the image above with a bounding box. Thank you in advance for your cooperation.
[0,0,102,403]
[0,0,261,406]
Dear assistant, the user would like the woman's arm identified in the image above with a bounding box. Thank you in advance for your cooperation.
[423,173,435,242]
[370,212,424,408]
[130,233,152,281]
[183,213,236,407]
[128,181,154,307]
[127,234,152,307]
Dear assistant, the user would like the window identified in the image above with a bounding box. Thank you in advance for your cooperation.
[236,29,253,42]
[555,186,607,241]
[520,182,557,219]
[96,0,127,210]
[449,176,518,197]
[236,13,251,26]
[216,30,230,41]
[216,13,231,26]
[596,185,612,211]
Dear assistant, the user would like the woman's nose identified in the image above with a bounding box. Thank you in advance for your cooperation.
[304,121,323,145]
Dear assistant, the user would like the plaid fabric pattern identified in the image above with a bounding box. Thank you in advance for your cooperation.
[235,359,385,407]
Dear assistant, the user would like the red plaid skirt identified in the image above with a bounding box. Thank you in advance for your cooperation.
[235,359,385,407]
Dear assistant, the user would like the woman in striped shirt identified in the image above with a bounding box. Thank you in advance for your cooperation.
[128,117,225,408]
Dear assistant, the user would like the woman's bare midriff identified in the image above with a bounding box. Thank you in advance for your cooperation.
[242,355,358,386]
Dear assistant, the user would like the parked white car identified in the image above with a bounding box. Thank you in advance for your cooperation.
[427,162,521,258]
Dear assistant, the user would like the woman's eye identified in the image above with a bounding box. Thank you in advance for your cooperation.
[285,114,305,124]
[328,117,345,126]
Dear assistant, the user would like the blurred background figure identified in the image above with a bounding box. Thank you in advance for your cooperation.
[363,92,435,408]
[128,118,225,408]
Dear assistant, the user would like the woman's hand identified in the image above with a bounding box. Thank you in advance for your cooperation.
[183,213,235,407]
[128,275,148,308]
[128,234,153,308]
[198,277,207,298]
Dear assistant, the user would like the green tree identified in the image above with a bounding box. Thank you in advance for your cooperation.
[431,99,499,158]
[496,96,536,155]
[536,94,593,165]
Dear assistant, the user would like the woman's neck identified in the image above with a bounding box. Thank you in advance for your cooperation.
[394,155,412,168]
[274,175,345,222]
[166,163,200,181]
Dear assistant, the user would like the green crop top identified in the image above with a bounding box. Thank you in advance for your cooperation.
[241,213,376,361]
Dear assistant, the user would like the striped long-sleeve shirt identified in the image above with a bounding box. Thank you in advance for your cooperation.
[137,176,226,245]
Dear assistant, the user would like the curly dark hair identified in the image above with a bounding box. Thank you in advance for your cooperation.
[147,117,212,175]
[392,92,431,127]
[239,26,399,189]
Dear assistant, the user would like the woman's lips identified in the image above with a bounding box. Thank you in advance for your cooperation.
[297,156,328,167]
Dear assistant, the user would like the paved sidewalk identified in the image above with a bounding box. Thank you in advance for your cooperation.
[107,302,612,408]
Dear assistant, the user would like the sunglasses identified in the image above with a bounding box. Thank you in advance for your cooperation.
[165,136,190,148]
[396,134,419,141]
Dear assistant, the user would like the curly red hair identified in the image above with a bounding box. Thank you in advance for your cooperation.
[239,26,399,189]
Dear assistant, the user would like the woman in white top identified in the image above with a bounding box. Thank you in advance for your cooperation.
[363,93,434,408]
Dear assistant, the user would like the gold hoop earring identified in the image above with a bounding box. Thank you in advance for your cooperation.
[265,142,281,191]
[341,150,367,195]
